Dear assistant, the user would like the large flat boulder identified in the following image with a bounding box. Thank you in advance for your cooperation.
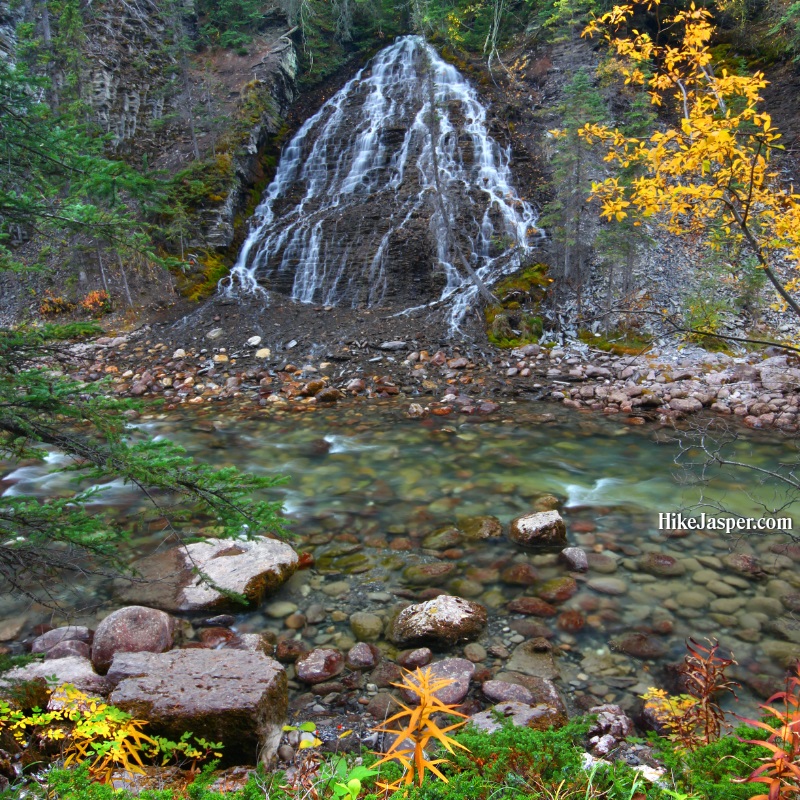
[117,537,299,612]
[107,649,287,766]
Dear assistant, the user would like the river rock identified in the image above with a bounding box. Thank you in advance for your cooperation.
[401,658,475,705]
[611,632,667,659]
[507,597,557,617]
[537,576,578,603]
[118,537,299,612]
[500,563,539,586]
[638,554,686,577]
[421,526,462,550]
[397,648,433,669]
[31,626,92,654]
[560,547,589,572]
[346,643,380,670]
[506,639,559,680]
[46,640,91,660]
[108,649,286,765]
[402,562,457,585]
[295,648,345,684]
[388,596,487,647]
[509,511,567,548]
[482,680,533,704]
[349,612,384,642]
[459,516,503,540]
[587,577,627,595]
[588,704,635,756]
[91,606,175,674]
[0,656,110,697]
[762,640,800,667]
[493,672,565,714]
[469,701,566,733]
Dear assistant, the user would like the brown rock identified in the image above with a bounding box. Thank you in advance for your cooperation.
[500,563,540,586]
[108,649,286,766]
[92,606,175,674]
[295,649,345,684]
[388,596,487,648]
[508,597,558,617]
[509,511,567,548]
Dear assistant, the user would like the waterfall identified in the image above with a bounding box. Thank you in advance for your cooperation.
[228,35,538,329]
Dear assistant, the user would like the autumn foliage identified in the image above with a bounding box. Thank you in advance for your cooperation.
[578,0,800,321]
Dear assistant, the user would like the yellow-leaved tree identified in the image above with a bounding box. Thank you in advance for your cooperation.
[577,0,800,322]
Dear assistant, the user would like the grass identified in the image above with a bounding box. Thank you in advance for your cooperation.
[0,715,771,800]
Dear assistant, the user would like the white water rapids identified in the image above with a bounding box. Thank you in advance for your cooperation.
[228,35,539,329]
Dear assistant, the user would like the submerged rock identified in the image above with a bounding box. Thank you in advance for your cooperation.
[505,639,559,680]
[108,649,287,766]
[295,648,345,684]
[509,511,567,548]
[388,596,487,648]
[117,537,299,613]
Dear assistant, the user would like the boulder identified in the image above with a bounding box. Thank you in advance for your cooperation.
[117,537,299,612]
[31,626,92,654]
[92,606,175,674]
[482,680,533,705]
[388,596,487,648]
[0,656,110,697]
[493,672,566,716]
[108,649,287,766]
[509,511,567,548]
[469,701,566,734]
[46,640,91,660]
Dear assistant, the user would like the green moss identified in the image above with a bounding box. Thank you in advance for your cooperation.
[485,263,551,348]
[184,252,232,302]
[578,328,653,356]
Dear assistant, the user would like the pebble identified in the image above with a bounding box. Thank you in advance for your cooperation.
[706,580,738,597]
[587,578,627,595]
[464,643,487,663]
[265,602,298,618]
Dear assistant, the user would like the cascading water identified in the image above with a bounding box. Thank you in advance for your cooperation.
[228,35,539,329]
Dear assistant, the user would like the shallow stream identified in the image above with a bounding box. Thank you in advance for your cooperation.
[2,399,798,717]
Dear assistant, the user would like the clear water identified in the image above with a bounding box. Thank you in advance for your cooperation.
[227,36,539,330]
[2,400,797,717]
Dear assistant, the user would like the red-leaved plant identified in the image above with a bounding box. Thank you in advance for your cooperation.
[736,664,800,800]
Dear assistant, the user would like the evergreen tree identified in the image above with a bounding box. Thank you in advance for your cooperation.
[540,67,607,314]
[0,325,287,604]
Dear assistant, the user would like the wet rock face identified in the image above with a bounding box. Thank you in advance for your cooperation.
[388,595,488,648]
[117,537,299,613]
[107,649,287,766]
[509,511,567,548]
[91,606,175,674]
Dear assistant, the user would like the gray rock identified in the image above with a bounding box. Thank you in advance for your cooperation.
[493,672,566,715]
[638,554,686,577]
[118,537,299,613]
[509,511,566,548]
[469,701,566,733]
[379,341,407,351]
[401,658,474,705]
[388,596,487,648]
[31,626,91,654]
[560,547,589,572]
[92,606,175,674]
[108,649,287,766]
[0,656,109,696]
[45,640,91,660]
[587,577,627,595]
[506,640,559,680]
[482,680,533,704]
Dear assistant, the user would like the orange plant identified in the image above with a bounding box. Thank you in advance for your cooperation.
[736,665,800,800]
[372,667,471,791]
[39,291,75,316]
[79,290,111,316]
[641,638,739,750]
